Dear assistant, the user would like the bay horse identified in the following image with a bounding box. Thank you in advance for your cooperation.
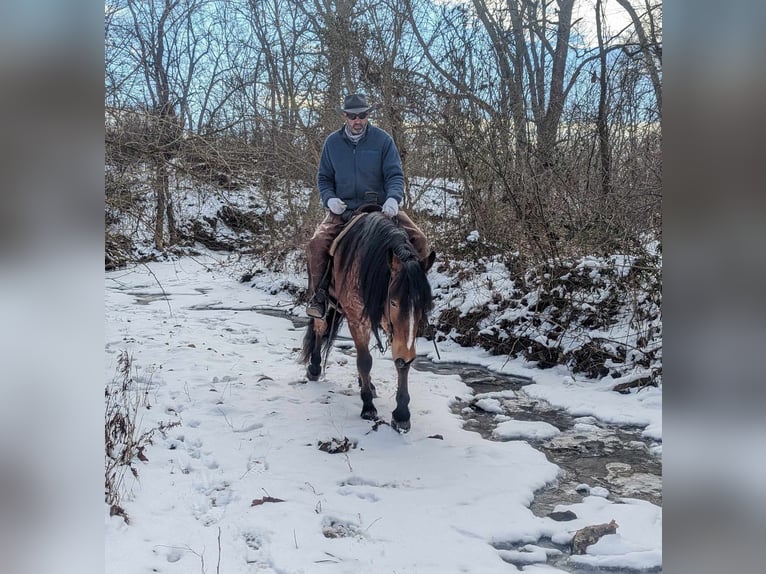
[300,211,435,432]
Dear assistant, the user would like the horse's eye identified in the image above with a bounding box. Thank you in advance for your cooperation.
[389,300,398,308]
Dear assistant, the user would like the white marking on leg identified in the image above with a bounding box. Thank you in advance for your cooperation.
[407,307,415,350]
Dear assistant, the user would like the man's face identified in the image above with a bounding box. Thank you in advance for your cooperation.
[344,111,369,135]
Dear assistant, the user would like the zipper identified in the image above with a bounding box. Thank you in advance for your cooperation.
[353,144,358,202]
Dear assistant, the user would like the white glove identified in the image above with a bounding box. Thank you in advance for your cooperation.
[327,197,347,215]
[382,197,399,217]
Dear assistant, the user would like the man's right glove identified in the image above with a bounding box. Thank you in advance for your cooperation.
[382,197,399,217]
[327,197,347,215]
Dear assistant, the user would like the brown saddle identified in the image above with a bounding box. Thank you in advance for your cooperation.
[329,204,382,257]
[341,202,382,222]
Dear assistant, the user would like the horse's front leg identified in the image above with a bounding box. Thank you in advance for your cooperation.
[391,358,412,433]
[304,318,326,381]
[348,321,377,420]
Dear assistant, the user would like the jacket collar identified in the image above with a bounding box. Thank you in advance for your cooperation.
[340,123,372,143]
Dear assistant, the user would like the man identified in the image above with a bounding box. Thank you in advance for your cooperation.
[306,93,430,319]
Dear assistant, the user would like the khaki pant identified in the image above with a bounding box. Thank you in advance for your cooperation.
[306,210,430,293]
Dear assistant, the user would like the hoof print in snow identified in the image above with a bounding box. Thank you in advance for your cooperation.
[570,519,618,554]
[428,434,444,440]
[317,437,357,454]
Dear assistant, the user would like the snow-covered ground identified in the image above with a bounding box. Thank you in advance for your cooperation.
[105,254,662,573]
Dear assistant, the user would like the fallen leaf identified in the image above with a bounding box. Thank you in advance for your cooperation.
[251,496,285,507]
[317,437,357,453]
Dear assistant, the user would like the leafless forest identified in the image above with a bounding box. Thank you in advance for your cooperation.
[105,0,661,377]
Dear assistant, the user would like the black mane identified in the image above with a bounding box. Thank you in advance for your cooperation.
[336,212,433,332]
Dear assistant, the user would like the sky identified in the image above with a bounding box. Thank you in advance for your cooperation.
[105,253,662,573]
[572,0,636,47]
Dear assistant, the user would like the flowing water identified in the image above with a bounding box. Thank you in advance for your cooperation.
[413,356,662,572]
[417,356,663,506]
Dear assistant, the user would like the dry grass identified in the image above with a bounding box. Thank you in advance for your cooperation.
[105,351,178,522]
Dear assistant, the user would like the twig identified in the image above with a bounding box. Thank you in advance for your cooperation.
[612,376,655,393]
[141,262,173,316]
[216,527,221,574]
[217,407,234,430]
[364,517,382,532]
[153,544,205,573]
[304,481,318,495]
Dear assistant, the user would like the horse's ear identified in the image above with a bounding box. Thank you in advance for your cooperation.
[422,250,436,272]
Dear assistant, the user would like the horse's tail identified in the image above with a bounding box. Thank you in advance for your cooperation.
[299,307,345,364]
[299,319,317,364]
[322,307,345,357]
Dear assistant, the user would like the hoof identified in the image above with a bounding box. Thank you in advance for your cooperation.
[391,418,411,434]
[306,364,321,381]
[361,408,378,421]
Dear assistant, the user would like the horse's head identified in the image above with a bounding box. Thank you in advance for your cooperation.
[384,252,435,365]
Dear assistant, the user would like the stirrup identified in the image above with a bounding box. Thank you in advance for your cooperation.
[306,289,327,319]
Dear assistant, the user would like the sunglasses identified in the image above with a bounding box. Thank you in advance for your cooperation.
[345,112,369,120]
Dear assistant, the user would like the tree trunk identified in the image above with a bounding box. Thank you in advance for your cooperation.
[596,0,612,195]
[615,0,662,117]
[536,0,574,165]
[153,159,166,250]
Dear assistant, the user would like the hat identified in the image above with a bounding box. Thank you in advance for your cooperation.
[337,93,376,115]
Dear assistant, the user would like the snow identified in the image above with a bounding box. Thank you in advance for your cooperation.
[105,255,662,573]
[474,397,504,414]
[493,420,561,441]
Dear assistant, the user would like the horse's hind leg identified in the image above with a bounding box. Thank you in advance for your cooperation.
[348,321,377,420]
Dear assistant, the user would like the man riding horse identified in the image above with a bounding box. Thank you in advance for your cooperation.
[306,93,430,319]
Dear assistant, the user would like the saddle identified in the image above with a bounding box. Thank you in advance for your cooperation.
[329,203,382,257]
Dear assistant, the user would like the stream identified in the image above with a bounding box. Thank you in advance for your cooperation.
[414,358,662,573]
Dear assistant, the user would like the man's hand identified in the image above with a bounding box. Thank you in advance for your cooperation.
[327,198,347,215]
[382,197,399,217]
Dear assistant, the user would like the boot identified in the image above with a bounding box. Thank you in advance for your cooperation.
[306,287,328,319]
[307,251,332,319]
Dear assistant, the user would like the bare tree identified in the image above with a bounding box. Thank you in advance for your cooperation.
[614,0,662,116]
[105,0,661,266]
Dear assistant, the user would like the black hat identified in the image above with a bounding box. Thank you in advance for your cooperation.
[337,93,376,115]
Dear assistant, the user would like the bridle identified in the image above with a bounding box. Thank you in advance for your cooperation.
[380,253,441,361]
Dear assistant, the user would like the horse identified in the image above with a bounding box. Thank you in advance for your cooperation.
[300,211,436,432]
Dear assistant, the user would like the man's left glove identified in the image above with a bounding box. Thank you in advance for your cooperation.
[382,197,399,217]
